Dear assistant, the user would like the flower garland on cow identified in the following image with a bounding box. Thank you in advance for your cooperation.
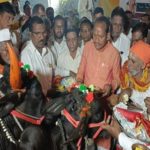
[43,82,114,150]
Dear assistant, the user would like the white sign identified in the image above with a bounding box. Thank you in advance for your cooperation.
[136,0,150,13]
[136,0,150,3]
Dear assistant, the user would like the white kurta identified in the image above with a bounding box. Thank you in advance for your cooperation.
[130,87,150,110]
[79,40,85,55]
[21,40,55,95]
[119,132,150,150]
[112,33,131,65]
[51,37,69,64]
[55,47,82,77]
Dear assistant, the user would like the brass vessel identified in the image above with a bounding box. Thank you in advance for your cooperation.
[132,143,149,150]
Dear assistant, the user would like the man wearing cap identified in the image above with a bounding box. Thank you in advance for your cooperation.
[0,28,22,96]
[0,1,19,52]
[0,29,47,150]
[119,40,150,109]
[103,40,150,150]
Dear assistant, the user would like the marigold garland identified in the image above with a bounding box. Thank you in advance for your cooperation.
[71,84,95,118]
[120,62,150,92]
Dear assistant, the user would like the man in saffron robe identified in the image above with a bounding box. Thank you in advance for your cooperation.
[102,40,150,150]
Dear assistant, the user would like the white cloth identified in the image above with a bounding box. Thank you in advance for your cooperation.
[127,28,132,41]
[0,28,11,42]
[130,87,150,110]
[0,74,3,78]
[118,132,150,150]
[10,32,18,46]
[21,40,55,95]
[55,47,82,77]
[51,37,68,64]
[97,146,107,150]
[112,33,131,65]
[114,103,150,144]
[80,40,85,54]
[78,0,94,21]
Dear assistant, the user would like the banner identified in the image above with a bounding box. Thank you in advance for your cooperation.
[136,0,150,13]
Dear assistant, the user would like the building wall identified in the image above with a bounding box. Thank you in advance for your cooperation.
[20,0,50,11]
[99,0,119,17]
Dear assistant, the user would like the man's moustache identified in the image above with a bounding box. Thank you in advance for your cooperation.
[39,40,44,43]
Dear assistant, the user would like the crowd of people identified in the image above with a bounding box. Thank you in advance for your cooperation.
[0,0,150,150]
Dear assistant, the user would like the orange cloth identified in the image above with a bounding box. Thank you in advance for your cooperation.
[131,41,150,65]
[77,41,121,90]
[120,61,150,91]
[0,64,4,74]
[6,43,22,90]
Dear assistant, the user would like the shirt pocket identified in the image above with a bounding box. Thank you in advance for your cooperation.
[99,63,112,81]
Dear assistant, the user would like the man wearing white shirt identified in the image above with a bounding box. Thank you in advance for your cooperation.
[79,18,93,52]
[78,0,94,22]
[51,15,68,64]
[21,16,55,95]
[55,29,82,78]
[111,7,131,65]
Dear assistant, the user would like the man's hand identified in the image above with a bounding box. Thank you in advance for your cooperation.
[119,88,132,102]
[70,71,76,78]
[102,84,112,97]
[145,97,150,113]
[20,15,29,26]
[107,94,119,108]
[102,118,121,139]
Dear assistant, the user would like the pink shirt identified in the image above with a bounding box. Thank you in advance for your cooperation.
[77,40,121,90]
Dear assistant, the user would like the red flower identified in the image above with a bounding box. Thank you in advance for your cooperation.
[53,75,62,85]
[28,71,34,78]
[19,62,24,67]
[86,92,94,103]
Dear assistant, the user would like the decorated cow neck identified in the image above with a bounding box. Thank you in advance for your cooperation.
[0,63,48,150]
[43,84,111,150]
